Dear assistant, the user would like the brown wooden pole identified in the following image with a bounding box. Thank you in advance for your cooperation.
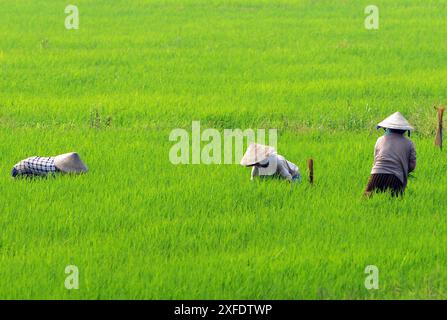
[307,158,314,185]
[435,106,445,150]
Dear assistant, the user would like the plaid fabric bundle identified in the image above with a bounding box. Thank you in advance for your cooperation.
[12,156,59,177]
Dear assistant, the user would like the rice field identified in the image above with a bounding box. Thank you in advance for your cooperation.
[0,0,446,299]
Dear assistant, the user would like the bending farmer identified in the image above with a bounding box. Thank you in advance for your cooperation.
[364,112,416,197]
[11,152,88,178]
[240,143,300,182]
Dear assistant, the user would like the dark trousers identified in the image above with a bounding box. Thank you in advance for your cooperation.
[364,173,405,197]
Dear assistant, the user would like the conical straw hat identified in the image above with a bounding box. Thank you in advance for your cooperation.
[377,112,414,131]
[240,143,276,166]
[54,152,88,173]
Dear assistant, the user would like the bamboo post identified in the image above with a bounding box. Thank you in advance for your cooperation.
[307,158,314,185]
[435,106,445,150]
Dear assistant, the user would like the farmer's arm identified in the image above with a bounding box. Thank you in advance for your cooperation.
[286,160,301,182]
[373,138,381,164]
[250,166,259,180]
[289,161,299,176]
[277,160,293,181]
[409,141,416,172]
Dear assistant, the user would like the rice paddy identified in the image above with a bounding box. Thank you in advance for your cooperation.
[0,0,446,299]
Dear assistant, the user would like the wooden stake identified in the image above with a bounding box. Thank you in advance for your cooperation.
[307,158,314,185]
[435,106,445,150]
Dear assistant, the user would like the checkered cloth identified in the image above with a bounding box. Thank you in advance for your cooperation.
[11,156,59,177]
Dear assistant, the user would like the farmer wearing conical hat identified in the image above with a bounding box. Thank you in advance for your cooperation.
[240,143,301,182]
[364,112,416,197]
[11,152,88,178]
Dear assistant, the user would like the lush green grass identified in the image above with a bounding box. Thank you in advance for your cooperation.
[1,0,446,299]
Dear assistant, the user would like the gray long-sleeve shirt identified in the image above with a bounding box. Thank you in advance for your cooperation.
[251,153,300,181]
[371,133,416,186]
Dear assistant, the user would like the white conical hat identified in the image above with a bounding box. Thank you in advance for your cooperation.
[54,152,88,173]
[377,112,414,131]
[240,143,276,166]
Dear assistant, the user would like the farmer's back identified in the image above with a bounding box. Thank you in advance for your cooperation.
[372,133,416,186]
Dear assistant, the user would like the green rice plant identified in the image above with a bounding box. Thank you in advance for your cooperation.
[0,0,446,299]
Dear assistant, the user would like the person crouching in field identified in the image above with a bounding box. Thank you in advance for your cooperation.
[240,143,301,182]
[11,152,88,178]
[364,112,416,197]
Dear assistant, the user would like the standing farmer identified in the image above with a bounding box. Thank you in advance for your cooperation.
[240,143,301,182]
[364,112,416,197]
[11,152,88,178]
